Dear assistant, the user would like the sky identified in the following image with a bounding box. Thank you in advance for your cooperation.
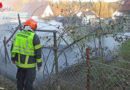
[0,0,120,3]
[53,0,120,3]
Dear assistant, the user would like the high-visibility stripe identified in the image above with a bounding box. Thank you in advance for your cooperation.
[11,30,35,56]
[25,55,29,64]
[18,54,21,63]
[34,44,42,50]
[12,49,34,55]
[11,53,15,57]
[13,45,34,50]
[13,47,34,52]
[36,58,42,63]
[26,40,28,48]
[16,61,36,68]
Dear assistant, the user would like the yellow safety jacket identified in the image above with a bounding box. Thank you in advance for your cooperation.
[11,30,42,68]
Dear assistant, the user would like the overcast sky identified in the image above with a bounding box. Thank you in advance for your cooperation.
[53,0,119,2]
[0,0,120,3]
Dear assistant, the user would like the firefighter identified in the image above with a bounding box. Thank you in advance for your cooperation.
[11,19,42,90]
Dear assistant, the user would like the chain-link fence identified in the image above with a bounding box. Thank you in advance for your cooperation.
[1,19,130,90]
[34,51,130,90]
[90,58,130,90]
[0,2,130,90]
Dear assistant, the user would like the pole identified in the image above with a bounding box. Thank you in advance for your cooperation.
[4,36,7,64]
[53,32,60,90]
[86,48,90,90]
[6,14,22,44]
[4,36,8,75]
[18,13,22,31]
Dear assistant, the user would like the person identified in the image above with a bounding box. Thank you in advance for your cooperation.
[11,18,42,90]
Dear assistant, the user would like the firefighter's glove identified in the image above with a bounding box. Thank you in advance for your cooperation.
[12,60,16,64]
[38,67,41,71]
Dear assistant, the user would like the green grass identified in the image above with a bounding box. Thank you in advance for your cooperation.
[120,40,130,61]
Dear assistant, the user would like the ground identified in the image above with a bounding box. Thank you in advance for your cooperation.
[0,74,16,90]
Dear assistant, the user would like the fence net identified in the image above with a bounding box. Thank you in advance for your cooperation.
[0,4,130,90]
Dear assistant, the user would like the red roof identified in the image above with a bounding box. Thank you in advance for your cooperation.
[23,1,50,16]
[120,0,130,11]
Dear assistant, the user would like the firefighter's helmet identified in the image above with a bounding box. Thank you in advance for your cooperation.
[24,19,37,31]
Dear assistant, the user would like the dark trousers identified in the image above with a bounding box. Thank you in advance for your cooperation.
[16,68,36,90]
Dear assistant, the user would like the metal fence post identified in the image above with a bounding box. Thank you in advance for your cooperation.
[86,48,90,90]
[4,36,7,64]
[53,32,60,90]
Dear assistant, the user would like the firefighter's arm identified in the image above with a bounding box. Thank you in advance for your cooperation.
[33,34,42,71]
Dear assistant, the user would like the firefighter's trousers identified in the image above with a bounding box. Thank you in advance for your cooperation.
[16,68,36,90]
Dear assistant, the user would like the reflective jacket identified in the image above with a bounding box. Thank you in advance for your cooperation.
[11,30,42,68]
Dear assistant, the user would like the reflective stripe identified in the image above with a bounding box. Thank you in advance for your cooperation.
[13,45,34,50]
[25,55,29,64]
[36,58,42,63]
[16,61,36,68]
[26,40,28,48]
[35,44,42,50]
[11,54,15,57]
[11,30,35,56]
[11,53,15,57]
[12,49,34,55]
[18,54,21,63]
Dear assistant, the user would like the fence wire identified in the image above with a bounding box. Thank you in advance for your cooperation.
[35,55,130,90]
[0,10,130,90]
[90,59,130,90]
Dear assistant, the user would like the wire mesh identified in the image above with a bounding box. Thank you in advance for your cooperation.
[0,2,130,90]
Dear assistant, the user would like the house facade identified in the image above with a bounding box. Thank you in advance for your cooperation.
[77,9,97,25]
[23,1,54,18]
[41,4,53,18]
[112,0,130,31]
[119,0,130,31]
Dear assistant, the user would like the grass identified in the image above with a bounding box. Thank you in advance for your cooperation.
[36,58,130,90]
[120,40,130,61]
[90,59,130,90]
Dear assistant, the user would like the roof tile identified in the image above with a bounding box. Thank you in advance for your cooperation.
[23,1,50,16]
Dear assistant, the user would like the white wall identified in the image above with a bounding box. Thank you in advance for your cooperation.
[82,15,95,24]
[112,11,123,19]
[41,5,53,18]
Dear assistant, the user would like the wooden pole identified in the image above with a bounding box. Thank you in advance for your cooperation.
[86,48,90,90]
[53,32,60,90]
[4,36,7,64]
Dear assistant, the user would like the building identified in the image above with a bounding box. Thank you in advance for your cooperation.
[77,9,97,25]
[23,1,54,18]
[113,0,130,31]
[119,0,130,31]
